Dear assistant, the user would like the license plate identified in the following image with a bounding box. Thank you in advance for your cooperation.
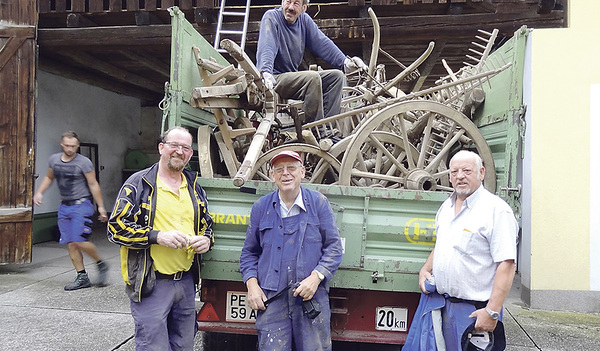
[225,291,257,323]
[375,307,408,331]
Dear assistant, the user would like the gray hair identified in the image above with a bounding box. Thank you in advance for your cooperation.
[451,150,483,169]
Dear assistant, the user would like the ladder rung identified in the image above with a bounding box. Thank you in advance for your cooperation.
[219,30,244,35]
[222,11,247,16]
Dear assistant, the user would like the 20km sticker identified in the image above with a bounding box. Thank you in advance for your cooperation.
[375,307,408,331]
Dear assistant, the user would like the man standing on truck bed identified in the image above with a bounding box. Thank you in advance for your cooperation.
[240,150,343,350]
[257,0,367,127]
[107,126,214,351]
[33,130,109,291]
[411,150,518,351]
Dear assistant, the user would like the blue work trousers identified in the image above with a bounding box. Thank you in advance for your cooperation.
[274,69,345,123]
[129,273,197,351]
[57,200,94,244]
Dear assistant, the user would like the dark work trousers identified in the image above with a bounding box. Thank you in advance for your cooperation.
[255,214,332,351]
[274,69,345,123]
[441,298,504,351]
[129,273,197,351]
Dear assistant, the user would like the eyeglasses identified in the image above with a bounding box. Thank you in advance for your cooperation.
[163,141,193,152]
[450,168,474,177]
[273,165,301,174]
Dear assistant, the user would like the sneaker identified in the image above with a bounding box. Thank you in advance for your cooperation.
[64,272,91,291]
[96,260,109,286]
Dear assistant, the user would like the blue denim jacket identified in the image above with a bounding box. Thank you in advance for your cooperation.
[240,187,343,292]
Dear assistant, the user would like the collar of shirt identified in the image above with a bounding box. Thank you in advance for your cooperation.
[451,184,484,211]
[156,173,187,193]
[278,189,306,218]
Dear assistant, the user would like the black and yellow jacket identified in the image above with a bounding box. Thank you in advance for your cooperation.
[107,163,214,302]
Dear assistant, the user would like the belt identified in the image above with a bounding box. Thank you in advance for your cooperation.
[61,197,92,206]
[155,270,189,281]
[444,294,487,309]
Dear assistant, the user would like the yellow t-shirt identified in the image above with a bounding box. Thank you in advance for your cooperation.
[150,174,196,274]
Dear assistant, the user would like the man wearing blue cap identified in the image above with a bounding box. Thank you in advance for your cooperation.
[407,150,518,351]
[240,150,343,350]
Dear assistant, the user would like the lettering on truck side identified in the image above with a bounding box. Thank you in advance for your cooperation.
[209,212,251,225]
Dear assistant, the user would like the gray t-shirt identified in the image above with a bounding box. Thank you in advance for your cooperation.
[48,153,94,201]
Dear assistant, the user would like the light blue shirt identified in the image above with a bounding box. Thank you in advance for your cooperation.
[278,191,306,218]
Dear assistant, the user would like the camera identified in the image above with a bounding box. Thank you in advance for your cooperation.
[302,299,321,319]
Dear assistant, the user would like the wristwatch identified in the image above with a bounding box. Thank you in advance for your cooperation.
[313,270,325,281]
[485,306,500,320]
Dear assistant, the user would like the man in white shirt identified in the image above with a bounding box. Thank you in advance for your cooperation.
[417,150,518,351]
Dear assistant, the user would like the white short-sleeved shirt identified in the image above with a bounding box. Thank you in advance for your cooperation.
[432,185,518,301]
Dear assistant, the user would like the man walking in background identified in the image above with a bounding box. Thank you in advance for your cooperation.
[33,130,109,291]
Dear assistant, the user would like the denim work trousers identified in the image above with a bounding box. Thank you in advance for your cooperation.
[274,69,345,123]
[130,273,197,351]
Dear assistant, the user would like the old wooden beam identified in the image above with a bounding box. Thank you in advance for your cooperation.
[39,56,161,102]
[37,25,172,47]
[119,50,170,78]
[67,14,99,28]
[59,50,164,93]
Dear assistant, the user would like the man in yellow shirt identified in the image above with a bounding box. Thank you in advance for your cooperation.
[108,126,213,350]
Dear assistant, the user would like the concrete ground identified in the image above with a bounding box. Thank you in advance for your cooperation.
[1,228,600,351]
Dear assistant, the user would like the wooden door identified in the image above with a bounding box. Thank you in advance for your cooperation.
[0,0,37,263]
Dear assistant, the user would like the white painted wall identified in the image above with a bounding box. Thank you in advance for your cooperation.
[34,70,143,213]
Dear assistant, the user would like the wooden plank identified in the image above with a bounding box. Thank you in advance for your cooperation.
[0,222,32,264]
[0,0,36,264]
[72,0,86,12]
[0,209,33,223]
[179,0,193,10]
[126,0,140,11]
[39,57,160,102]
[60,51,164,92]
[109,0,122,12]
[39,0,50,13]
[38,25,172,46]
[161,0,175,10]
[16,40,35,208]
[89,0,104,12]
[144,0,157,11]
[348,0,366,6]
[0,36,27,70]
[55,0,67,12]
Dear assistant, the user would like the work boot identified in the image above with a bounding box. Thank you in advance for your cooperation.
[64,272,91,291]
[96,260,109,286]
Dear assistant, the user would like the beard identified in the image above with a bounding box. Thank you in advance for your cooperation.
[167,155,186,172]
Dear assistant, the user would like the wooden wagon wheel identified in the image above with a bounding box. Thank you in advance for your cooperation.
[251,144,341,184]
[339,100,496,192]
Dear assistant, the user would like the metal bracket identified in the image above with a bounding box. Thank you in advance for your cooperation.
[371,260,385,283]
[500,184,522,199]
